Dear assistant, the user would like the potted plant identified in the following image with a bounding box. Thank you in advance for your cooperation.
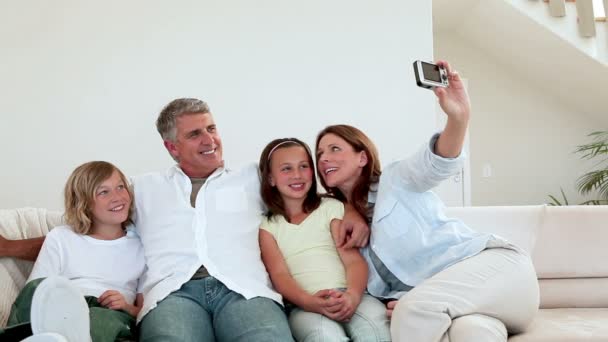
[549,131,608,206]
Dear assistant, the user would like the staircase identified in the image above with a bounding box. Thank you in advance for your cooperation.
[433,0,607,121]
[546,0,606,37]
[509,0,607,62]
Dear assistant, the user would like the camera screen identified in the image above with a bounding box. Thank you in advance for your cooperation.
[421,62,441,82]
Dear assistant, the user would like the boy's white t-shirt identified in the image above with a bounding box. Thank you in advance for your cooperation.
[28,225,145,304]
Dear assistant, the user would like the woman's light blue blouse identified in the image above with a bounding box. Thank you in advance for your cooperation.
[363,134,511,299]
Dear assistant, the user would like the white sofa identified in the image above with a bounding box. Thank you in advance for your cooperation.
[1,205,607,341]
[445,205,608,341]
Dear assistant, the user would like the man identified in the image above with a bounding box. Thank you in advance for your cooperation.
[1,98,369,341]
[133,98,294,341]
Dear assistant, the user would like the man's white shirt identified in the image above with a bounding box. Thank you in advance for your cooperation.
[132,163,281,322]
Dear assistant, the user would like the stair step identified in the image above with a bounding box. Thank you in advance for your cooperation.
[542,0,607,22]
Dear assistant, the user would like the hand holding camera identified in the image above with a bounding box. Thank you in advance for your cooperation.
[414,59,470,124]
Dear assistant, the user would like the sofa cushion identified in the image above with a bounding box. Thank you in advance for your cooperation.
[444,205,544,254]
[0,208,63,327]
[539,278,608,309]
[533,206,608,279]
[509,308,608,341]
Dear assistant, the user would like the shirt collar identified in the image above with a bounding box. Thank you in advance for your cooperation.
[166,164,228,180]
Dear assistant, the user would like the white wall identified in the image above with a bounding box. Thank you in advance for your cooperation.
[435,32,603,206]
[1,0,435,210]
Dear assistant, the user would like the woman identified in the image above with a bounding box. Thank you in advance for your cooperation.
[315,60,539,342]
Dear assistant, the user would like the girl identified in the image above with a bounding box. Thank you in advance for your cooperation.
[314,61,539,342]
[2,161,145,342]
[258,138,390,342]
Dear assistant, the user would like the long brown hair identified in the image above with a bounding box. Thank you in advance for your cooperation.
[259,138,321,220]
[315,125,381,218]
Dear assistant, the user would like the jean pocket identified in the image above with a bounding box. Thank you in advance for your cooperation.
[204,277,230,303]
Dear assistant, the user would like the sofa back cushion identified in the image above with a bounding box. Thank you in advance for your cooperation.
[444,205,544,254]
[0,208,63,327]
[532,205,608,279]
[534,206,608,308]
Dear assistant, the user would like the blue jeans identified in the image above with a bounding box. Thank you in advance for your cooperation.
[139,277,293,342]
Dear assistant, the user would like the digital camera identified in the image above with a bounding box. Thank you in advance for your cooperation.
[413,60,449,89]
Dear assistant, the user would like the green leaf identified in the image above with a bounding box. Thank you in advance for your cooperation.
[547,187,569,206]
[575,131,608,159]
[547,194,561,206]
[576,169,608,200]
[572,130,608,203]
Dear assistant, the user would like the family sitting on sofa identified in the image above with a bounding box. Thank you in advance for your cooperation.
[0,60,540,342]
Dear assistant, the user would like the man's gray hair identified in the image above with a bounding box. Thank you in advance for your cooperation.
[156,98,210,142]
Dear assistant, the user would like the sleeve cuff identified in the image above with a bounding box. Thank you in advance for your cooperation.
[428,132,466,162]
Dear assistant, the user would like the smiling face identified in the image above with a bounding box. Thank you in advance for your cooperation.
[316,133,368,199]
[90,170,131,231]
[164,113,223,178]
[259,138,321,219]
[269,145,314,203]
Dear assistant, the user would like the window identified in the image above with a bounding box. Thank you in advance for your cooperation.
[593,0,606,19]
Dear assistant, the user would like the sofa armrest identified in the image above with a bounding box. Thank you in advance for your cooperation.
[0,208,63,327]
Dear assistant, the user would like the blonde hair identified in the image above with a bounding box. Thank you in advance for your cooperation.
[63,161,133,234]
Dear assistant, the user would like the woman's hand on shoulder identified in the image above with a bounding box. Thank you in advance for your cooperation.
[337,208,369,248]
